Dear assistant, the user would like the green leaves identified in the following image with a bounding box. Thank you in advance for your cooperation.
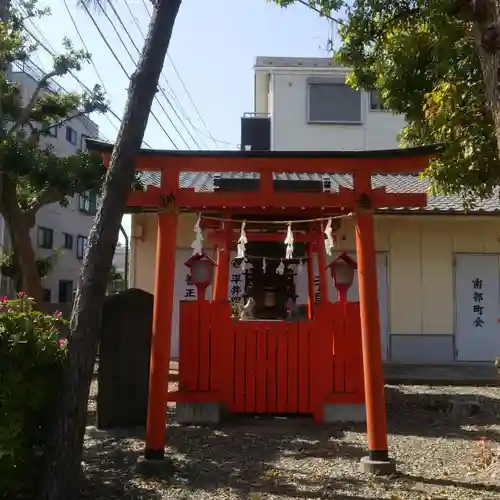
[270,0,344,14]
[271,0,500,200]
[0,0,110,214]
[0,294,67,497]
[334,0,500,199]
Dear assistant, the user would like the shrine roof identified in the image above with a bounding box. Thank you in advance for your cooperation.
[87,140,440,159]
[86,141,500,214]
[137,171,500,214]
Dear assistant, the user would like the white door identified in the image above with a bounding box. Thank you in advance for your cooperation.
[299,251,389,360]
[455,254,500,361]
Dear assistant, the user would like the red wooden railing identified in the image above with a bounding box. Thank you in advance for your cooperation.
[172,300,364,422]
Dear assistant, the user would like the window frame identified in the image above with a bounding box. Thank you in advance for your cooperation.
[306,80,363,125]
[78,191,97,215]
[62,232,73,250]
[58,280,73,303]
[80,134,90,150]
[37,226,54,249]
[47,125,58,138]
[66,126,77,145]
[369,91,388,112]
[76,235,88,260]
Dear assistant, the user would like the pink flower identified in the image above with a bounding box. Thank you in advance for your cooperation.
[59,338,67,347]
[54,311,63,318]
[17,291,25,298]
[0,296,7,303]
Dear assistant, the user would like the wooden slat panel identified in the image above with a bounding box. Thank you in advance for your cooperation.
[276,323,288,413]
[266,324,278,413]
[198,301,211,391]
[344,303,364,395]
[255,325,268,413]
[287,322,299,413]
[297,321,311,413]
[209,301,231,393]
[311,304,335,422]
[220,312,236,412]
[333,303,346,394]
[245,323,257,412]
[233,322,247,412]
[179,301,199,391]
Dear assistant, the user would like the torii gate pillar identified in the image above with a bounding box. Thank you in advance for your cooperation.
[354,171,394,474]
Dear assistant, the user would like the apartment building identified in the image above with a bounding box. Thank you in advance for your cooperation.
[4,61,100,303]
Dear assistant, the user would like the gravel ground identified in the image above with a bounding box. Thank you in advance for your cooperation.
[81,379,500,500]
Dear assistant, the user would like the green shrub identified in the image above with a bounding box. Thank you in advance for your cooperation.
[0,293,68,498]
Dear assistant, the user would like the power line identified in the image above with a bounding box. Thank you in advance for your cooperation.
[139,0,219,149]
[77,0,180,149]
[59,0,122,141]
[89,0,193,149]
[109,0,206,149]
[13,0,133,145]
[19,21,153,149]
[62,0,108,93]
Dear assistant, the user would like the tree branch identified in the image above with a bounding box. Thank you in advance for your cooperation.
[27,186,65,214]
[33,109,89,144]
[8,68,60,137]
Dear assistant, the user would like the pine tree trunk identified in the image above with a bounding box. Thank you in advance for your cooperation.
[38,1,182,498]
[4,206,43,302]
[0,175,44,304]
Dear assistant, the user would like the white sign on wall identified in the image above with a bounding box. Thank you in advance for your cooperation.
[229,251,247,306]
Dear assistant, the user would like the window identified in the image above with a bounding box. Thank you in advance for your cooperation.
[66,126,77,145]
[47,125,58,138]
[76,235,88,260]
[78,191,97,215]
[370,91,387,111]
[80,134,90,150]
[308,81,362,124]
[37,226,53,249]
[42,288,51,303]
[58,280,73,303]
[62,232,73,250]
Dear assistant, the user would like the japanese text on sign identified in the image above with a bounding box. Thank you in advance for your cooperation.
[472,278,484,328]
[230,259,245,305]
[314,275,321,302]
[184,273,195,299]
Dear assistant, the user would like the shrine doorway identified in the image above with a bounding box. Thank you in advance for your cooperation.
[244,241,306,320]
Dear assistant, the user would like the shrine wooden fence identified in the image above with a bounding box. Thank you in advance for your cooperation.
[171,300,364,422]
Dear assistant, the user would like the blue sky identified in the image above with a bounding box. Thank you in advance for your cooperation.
[27,0,336,235]
[30,0,335,148]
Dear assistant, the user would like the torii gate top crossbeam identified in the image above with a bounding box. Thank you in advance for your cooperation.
[87,140,442,212]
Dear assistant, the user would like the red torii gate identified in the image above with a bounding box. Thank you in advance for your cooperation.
[89,141,441,473]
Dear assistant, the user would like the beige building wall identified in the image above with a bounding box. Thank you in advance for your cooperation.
[130,213,500,361]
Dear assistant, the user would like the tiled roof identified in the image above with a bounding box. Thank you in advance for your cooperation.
[138,172,500,214]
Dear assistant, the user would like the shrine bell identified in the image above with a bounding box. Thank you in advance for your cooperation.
[326,252,357,303]
[185,253,216,301]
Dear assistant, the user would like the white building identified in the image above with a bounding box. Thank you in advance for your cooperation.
[251,56,404,151]
[3,61,100,303]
